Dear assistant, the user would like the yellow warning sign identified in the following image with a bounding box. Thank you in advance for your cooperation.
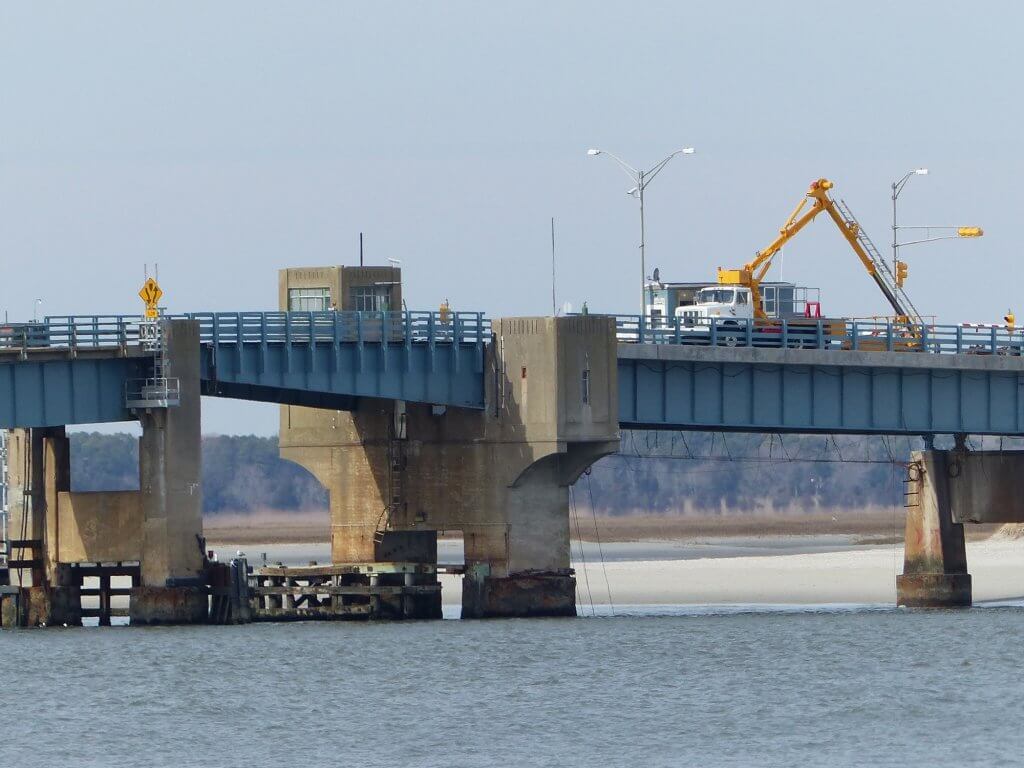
[139,278,163,319]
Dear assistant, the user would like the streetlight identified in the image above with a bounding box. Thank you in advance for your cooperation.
[891,168,984,290]
[588,146,696,316]
[891,168,928,274]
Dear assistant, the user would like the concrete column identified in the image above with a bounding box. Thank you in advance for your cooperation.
[6,428,43,582]
[42,430,71,585]
[1,427,80,627]
[897,450,971,608]
[281,315,620,620]
[130,320,207,625]
[281,401,442,619]
[280,402,394,563]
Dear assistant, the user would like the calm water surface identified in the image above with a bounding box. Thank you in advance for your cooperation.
[3,604,1023,767]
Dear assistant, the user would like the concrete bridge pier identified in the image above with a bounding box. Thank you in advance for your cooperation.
[280,315,620,619]
[2,321,209,627]
[129,320,207,625]
[456,440,617,618]
[280,403,445,620]
[899,446,1024,608]
[897,450,972,608]
[3,427,81,627]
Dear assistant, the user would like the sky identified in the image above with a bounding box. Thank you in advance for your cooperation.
[1,1,1019,435]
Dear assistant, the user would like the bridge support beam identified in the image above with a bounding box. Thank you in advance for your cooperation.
[2,427,82,627]
[130,320,207,626]
[281,316,620,619]
[897,450,971,608]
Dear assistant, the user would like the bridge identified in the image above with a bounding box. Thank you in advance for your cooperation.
[1,268,1023,627]
[3,312,1021,435]
[0,311,488,428]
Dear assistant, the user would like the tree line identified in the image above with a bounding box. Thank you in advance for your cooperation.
[68,431,1021,516]
[70,433,326,514]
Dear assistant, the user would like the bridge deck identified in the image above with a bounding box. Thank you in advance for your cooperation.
[2,312,1023,435]
[0,312,488,427]
[619,343,1024,436]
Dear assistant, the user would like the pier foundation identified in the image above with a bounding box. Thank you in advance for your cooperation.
[897,451,971,607]
[3,428,83,626]
[897,447,1024,607]
[129,320,207,625]
[2,320,209,627]
[281,314,619,619]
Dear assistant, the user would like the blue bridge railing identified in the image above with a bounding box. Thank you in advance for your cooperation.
[4,312,1022,357]
[1,311,490,352]
[613,315,1024,356]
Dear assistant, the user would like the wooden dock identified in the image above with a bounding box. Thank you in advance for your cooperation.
[247,561,442,621]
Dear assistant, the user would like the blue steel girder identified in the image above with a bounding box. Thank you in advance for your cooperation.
[199,339,485,409]
[618,344,1024,436]
[0,353,145,429]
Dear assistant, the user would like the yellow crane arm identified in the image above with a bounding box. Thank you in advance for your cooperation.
[718,178,833,319]
[814,184,916,322]
[719,177,915,323]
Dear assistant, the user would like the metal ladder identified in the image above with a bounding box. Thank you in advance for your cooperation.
[833,198,925,327]
[374,417,407,546]
[125,318,181,409]
[0,431,8,581]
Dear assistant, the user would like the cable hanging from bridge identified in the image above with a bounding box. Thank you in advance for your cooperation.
[568,485,595,617]
[585,471,615,617]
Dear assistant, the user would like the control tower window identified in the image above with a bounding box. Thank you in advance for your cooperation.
[288,287,331,312]
[352,286,392,312]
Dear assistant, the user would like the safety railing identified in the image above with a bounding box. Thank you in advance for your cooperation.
[186,311,489,346]
[613,315,1024,356]
[0,317,138,351]
[5,311,489,352]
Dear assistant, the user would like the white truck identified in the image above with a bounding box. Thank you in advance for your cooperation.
[674,286,753,327]
[668,285,836,348]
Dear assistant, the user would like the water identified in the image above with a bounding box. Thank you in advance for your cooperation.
[4,604,1024,767]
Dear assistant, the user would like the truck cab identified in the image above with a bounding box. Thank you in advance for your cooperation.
[674,286,754,326]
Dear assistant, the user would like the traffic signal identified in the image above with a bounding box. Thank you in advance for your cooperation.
[439,299,451,325]
[1005,309,1016,329]
[895,261,909,288]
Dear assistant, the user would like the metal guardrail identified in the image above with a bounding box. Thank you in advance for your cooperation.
[614,315,1024,356]
[186,311,489,346]
[4,312,1021,357]
[1,311,490,352]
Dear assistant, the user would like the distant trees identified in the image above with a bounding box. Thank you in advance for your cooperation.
[69,433,327,515]
[69,431,1017,517]
[584,432,916,515]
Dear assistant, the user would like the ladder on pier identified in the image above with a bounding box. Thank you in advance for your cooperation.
[0,432,8,585]
[374,411,408,546]
[832,198,925,328]
[125,318,180,410]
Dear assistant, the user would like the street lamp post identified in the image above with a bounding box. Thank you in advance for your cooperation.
[588,146,695,317]
[892,168,928,275]
[891,167,984,292]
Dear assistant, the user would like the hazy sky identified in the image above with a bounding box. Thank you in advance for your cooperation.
[1,2,1019,434]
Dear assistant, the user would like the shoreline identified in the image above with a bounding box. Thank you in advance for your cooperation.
[205,509,988,547]
[210,529,1024,609]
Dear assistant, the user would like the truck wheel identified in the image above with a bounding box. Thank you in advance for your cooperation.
[720,321,741,347]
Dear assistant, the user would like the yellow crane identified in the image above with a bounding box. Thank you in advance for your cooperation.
[718,178,924,326]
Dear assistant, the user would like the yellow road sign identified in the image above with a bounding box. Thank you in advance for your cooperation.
[139,278,163,319]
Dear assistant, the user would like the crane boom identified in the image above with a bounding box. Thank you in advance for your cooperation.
[718,178,923,325]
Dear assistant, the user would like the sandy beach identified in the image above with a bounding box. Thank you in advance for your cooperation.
[209,526,1024,609]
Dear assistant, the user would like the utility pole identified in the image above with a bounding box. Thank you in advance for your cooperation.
[588,146,695,317]
[550,217,557,316]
